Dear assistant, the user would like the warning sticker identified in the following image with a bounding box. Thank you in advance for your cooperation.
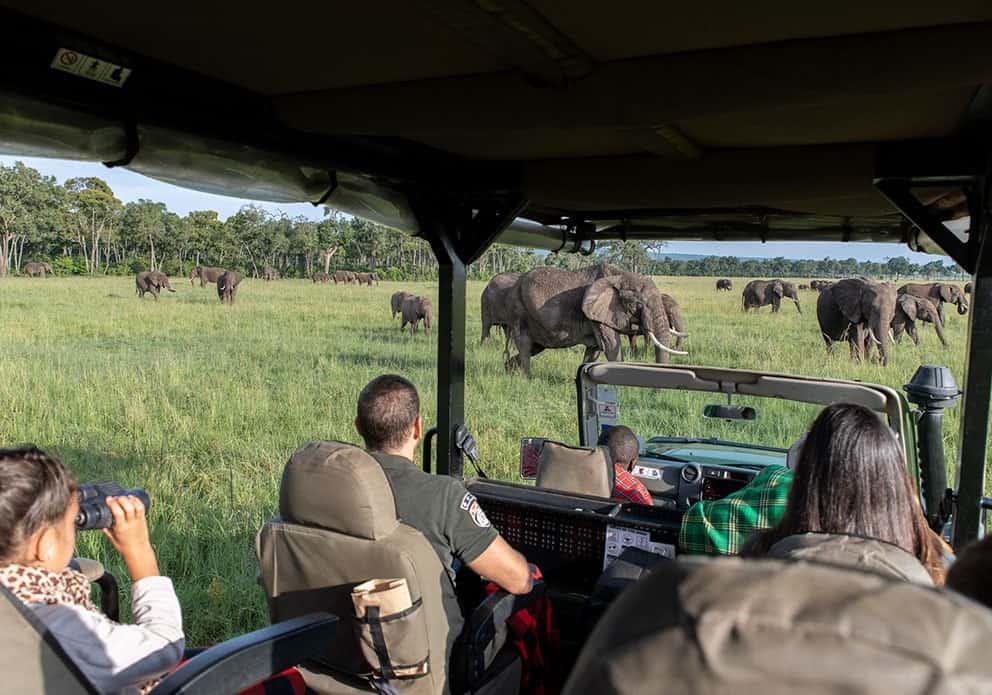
[597,402,618,418]
[51,48,131,87]
[631,465,661,480]
[603,524,676,570]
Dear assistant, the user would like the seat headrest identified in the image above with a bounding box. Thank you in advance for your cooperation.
[535,441,614,498]
[279,441,399,540]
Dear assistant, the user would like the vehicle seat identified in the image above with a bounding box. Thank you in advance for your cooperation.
[563,556,992,694]
[535,442,614,498]
[256,441,527,695]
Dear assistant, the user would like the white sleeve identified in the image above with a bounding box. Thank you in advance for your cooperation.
[34,576,185,694]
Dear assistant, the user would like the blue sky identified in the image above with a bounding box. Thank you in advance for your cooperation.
[1,154,954,264]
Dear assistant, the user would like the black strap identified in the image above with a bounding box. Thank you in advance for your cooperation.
[366,606,396,680]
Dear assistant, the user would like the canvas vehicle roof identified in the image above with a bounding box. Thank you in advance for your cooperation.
[0,2,990,544]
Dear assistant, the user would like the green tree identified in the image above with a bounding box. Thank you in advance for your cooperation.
[0,162,59,276]
[64,177,122,274]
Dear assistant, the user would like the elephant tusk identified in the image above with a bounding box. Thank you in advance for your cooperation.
[888,329,895,342]
[868,327,882,345]
[670,329,689,338]
[647,331,689,355]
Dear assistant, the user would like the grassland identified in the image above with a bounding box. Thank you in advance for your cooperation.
[0,274,977,644]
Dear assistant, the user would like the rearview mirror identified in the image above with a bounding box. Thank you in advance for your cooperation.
[519,437,545,479]
[703,404,757,421]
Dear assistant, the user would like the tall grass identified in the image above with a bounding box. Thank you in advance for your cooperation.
[0,275,979,644]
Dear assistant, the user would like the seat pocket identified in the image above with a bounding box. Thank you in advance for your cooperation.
[355,598,431,679]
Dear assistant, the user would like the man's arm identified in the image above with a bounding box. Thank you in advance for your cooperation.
[467,535,533,595]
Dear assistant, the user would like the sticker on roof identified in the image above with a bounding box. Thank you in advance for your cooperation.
[51,48,131,87]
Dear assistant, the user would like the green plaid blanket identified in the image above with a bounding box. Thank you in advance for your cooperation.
[679,465,793,555]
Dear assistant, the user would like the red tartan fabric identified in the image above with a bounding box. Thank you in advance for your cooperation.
[169,656,305,695]
[484,569,561,695]
[612,465,653,505]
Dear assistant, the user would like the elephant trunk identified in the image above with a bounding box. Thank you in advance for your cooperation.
[793,298,802,314]
[957,298,968,315]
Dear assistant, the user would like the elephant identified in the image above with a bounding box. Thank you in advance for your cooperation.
[742,279,802,314]
[898,282,968,323]
[816,278,898,365]
[332,270,354,284]
[216,271,243,304]
[505,264,688,376]
[716,278,732,291]
[135,270,176,300]
[400,296,433,335]
[798,284,809,291]
[24,262,52,278]
[965,281,972,294]
[480,271,523,345]
[892,295,948,348]
[355,272,378,285]
[189,265,225,287]
[629,292,688,354]
[262,266,278,281]
[391,290,413,318]
[809,280,830,292]
[312,271,329,283]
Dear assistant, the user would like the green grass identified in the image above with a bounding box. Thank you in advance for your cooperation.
[0,275,980,644]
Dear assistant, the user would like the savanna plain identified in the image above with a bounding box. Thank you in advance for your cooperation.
[0,275,979,645]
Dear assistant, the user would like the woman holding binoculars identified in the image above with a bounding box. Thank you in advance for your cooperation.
[0,445,184,694]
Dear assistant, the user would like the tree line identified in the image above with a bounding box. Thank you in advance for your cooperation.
[0,161,967,281]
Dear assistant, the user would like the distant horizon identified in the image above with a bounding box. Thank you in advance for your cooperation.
[1,154,960,267]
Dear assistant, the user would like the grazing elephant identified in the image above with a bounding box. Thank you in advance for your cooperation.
[216,271,243,304]
[400,296,433,335]
[262,266,278,281]
[892,295,948,348]
[964,281,972,294]
[355,272,378,286]
[332,270,352,284]
[798,284,809,290]
[816,278,898,365]
[312,271,329,283]
[24,262,53,278]
[135,270,176,300]
[898,282,968,323]
[629,292,689,355]
[505,264,688,376]
[189,265,225,287]
[809,280,829,292]
[715,278,732,291]
[480,271,523,345]
[742,279,802,314]
[391,291,413,318]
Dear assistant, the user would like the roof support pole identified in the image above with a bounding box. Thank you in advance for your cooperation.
[953,162,992,547]
[425,225,468,479]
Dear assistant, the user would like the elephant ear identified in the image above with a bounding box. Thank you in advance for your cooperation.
[897,293,918,321]
[582,277,634,332]
[938,284,954,302]
[772,281,784,297]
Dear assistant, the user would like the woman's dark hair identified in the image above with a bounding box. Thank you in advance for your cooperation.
[0,445,77,564]
[745,403,943,583]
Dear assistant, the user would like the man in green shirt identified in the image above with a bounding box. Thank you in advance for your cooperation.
[679,435,804,555]
[355,376,533,617]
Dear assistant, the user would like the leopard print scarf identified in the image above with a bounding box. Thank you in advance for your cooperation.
[0,563,97,612]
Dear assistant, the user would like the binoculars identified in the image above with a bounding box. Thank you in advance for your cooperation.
[76,481,151,530]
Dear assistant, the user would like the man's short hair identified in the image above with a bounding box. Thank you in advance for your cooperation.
[598,425,639,467]
[357,375,420,451]
[947,535,992,609]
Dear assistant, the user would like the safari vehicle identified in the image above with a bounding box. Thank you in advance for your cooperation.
[2,2,992,693]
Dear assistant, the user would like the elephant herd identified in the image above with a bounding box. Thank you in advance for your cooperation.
[390,291,433,335]
[131,265,243,304]
[315,270,378,285]
[479,264,689,376]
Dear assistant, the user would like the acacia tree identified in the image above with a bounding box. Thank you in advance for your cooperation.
[121,199,169,270]
[0,162,59,277]
[64,177,122,274]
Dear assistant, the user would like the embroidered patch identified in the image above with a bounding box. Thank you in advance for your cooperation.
[460,492,475,511]
[468,500,491,528]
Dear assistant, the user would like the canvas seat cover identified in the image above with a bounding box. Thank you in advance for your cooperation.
[256,441,453,694]
[535,442,614,498]
[764,532,934,585]
[563,556,992,694]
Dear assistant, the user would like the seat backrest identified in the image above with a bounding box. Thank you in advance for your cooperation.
[564,556,992,694]
[535,442,614,498]
[765,532,934,585]
[256,441,451,694]
[0,582,94,694]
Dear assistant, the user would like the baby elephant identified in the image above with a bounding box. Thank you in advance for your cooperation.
[135,270,176,300]
[401,296,433,335]
[217,271,243,304]
[391,291,413,319]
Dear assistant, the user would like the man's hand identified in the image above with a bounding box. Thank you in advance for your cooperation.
[102,496,160,581]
